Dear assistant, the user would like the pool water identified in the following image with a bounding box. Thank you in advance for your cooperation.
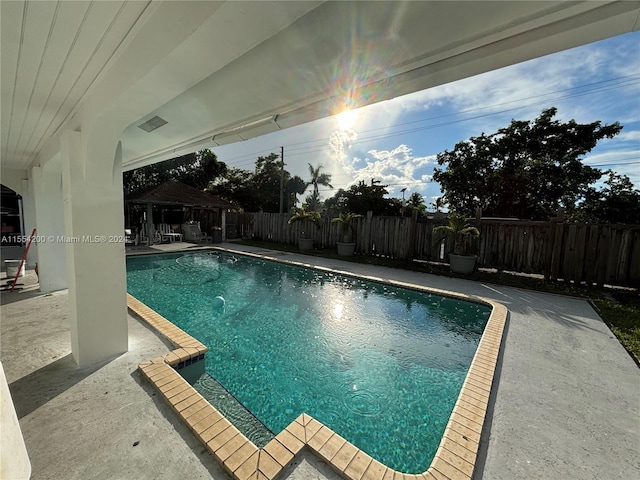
[126,252,490,473]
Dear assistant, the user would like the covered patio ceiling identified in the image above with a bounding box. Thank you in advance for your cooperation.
[2,1,639,175]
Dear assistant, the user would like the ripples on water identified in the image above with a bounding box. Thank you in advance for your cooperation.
[127,253,490,473]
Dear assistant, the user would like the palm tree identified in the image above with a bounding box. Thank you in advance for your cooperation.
[331,212,362,242]
[286,175,307,210]
[432,213,480,255]
[307,163,333,209]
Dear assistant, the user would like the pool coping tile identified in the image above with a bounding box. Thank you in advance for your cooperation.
[201,418,231,444]
[275,429,304,455]
[216,435,247,463]
[225,442,259,475]
[285,420,306,444]
[234,450,259,480]
[318,432,347,463]
[361,458,388,480]
[332,441,359,472]
[257,450,282,480]
[208,427,242,458]
[344,450,373,479]
[130,247,508,480]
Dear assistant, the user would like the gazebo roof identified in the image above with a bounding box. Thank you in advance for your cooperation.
[126,179,234,208]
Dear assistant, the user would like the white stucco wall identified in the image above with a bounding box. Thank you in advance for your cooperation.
[21,177,38,268]
[1,168,26,195]
[0,361,31,480]
[31,161,67,291]
[61,131,128,366]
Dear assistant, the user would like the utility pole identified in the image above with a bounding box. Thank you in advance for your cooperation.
[401,187,407,216]
[279,146,285,214]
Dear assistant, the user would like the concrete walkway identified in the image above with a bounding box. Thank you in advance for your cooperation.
[2,243,638,480]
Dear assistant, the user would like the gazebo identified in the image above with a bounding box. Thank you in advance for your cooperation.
[126,179,235,244]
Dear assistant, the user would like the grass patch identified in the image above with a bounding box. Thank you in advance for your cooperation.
[239,239,640,364]
[592,292,640,363]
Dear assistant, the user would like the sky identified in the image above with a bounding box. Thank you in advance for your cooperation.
[211,31,640,209]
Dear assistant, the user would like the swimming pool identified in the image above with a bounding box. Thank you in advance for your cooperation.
[127,252,491,473]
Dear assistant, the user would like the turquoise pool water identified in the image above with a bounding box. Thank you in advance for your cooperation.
[126,252,490,473]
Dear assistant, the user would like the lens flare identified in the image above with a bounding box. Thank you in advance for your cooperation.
[336,109,358,130]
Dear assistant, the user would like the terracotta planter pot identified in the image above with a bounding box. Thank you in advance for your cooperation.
[336,242,356,256]
[449,254,476,273]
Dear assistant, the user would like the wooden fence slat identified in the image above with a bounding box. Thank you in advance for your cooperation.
[514,226,524,272]
[244,212,639,287]
[628,232,640,286]
[596,226,611,286]
[563,224,577,283]
[584,225,599,285]
[617,229,631,284]
[550,223,564,281]
[574,225,587,284]
[606,228,623,285]
[525,227,535,273]
[499,226,506,269]
[543,222,555,280]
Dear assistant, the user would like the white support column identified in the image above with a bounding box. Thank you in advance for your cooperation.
[21,177,38,268]
[221,209,227,241]
[146,203,154,246]
[0,361,31,480]
[31,163,67,291]
[60,130,128,366]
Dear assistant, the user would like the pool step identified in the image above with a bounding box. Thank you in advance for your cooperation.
[192,373,274,448]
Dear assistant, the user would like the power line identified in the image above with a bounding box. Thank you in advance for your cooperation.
[231,72,640,161]
[212,72,640,168]
[589,160,640,167]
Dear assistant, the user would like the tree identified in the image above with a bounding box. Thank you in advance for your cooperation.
[208,152,297,212]
[286,175,307,210]
[123,149,227,196]
[575,171,640,224]
[433,108,622,219]
[303,191,323,211]
[251,153,287,212]
[406,192,427,216]
[208,167,254,209]
[325,180,397,215]
[181,149,228,190]
[306,163,333,210]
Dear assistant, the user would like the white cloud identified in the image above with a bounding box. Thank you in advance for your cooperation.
[371,32,640,136]
[331,143,436,196]
[617,130,640,142]
[215,32,640,204]
[329,128,358,163]
[583,149,639,187]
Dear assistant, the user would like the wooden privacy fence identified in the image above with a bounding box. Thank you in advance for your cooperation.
[242,212,640,287]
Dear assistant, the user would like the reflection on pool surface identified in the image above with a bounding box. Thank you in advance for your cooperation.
[126,252,491,473]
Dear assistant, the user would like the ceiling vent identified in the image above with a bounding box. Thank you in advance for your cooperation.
[138,116,168,133]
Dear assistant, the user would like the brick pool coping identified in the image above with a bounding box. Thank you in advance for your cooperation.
[129,249,508,480]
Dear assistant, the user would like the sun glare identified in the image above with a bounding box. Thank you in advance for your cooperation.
[336,108,358,130]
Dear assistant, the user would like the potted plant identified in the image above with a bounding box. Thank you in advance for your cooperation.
[332,212,362,256]
[433,213,480,273]
[288,207,321,250]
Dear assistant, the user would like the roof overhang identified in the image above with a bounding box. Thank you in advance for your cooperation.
[2,1,638,173]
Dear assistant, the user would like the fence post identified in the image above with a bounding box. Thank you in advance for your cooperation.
[408,209,418,261]
[475,207,482,265]
[365,211,373,256]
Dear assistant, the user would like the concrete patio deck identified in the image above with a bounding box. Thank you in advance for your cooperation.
[2,242,638,479]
